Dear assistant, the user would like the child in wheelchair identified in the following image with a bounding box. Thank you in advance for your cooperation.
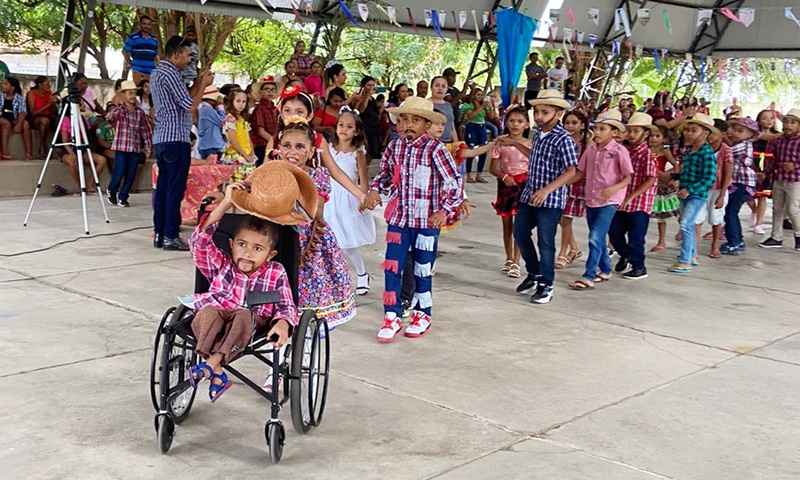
[188,180,298,403]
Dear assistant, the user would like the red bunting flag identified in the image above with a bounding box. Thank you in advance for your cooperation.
[406,7,419,32]
[452,11,461,42]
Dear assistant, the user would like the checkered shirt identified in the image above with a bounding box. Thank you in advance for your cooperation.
[671,143,717,200]
[150,61,193,144]
[620,141,658,214]
[7,93,26,118]
[190,220,298,326]
[249,100,279,148]
[520,123,578,209]
[106,105,152,155]
[371,133,464,229]
[770,133,800,183]
[730,140,756,187]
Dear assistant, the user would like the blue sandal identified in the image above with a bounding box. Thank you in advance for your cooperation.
[209,372,232,403]
[189,363,213,388]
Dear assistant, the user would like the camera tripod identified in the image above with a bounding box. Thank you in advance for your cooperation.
[23,88,109,234]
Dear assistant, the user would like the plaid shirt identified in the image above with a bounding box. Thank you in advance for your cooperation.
[249,100,279,147]
[150,61,193,144]
[730,140,756,187]
[770,133,800,183]
[672,143,717,200]
[189,220,298,326]
[620,141,658,214]
[3,93,26,118]
[520,123,578,209]
[106,105,153,155]
[371,133,464,229]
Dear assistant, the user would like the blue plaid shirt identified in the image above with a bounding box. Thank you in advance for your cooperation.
[520,123,578,209]
[151,61,193,144]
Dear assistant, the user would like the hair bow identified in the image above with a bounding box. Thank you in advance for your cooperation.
[325,59,342,70]
[339,105,360,116]
[283,115,309,126]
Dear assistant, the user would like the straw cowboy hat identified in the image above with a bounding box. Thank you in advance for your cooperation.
[117,80,137,92]
[626,112,658,132]
[252,76,279,95]
[528,89,571,110]
[684,112,720,135]
[595,108,627,132]
[202,85,223,101]
[386,96,446,124]
[230,162,318,225]
[779,108,800,123]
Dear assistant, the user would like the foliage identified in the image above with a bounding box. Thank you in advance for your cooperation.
[215,19,307,80]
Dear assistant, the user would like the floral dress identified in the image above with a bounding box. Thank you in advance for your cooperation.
[298,165,357,327]
[219,114,256,182]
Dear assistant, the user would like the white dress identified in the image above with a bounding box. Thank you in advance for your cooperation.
[326,145,376,249]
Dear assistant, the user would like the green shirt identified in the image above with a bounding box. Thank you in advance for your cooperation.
[460,103,487,124]
[672,143,716,200]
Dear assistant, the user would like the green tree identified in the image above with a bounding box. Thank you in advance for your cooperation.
[215,19,306,80]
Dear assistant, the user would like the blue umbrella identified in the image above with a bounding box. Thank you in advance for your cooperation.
[495,9,537,107]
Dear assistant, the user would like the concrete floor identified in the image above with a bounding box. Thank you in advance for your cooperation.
[2,184,800,480]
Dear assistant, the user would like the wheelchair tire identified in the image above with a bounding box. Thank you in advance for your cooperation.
[308,319,330,427]
[151,305,198,424]
[265,421,285,464]
[156,414,174,454]
[290,310,316,434]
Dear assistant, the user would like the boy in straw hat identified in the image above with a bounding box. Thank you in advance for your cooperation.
[661,112,718,273]
[721,117,758,255]
[363,97,464,342]
[695,119,732,259]
[759,107,800,251]
[249,76,279,166]
[197,85,226,161]
[608,112,659,280]
[187,162,315,402]
[568,109,633,290]
[106,80,153,207]
[500,89,577,304]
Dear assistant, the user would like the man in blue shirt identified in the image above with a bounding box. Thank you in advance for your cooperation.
[150,36,214,251]
[123,15,159,85]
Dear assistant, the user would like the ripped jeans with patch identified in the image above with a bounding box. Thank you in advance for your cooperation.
[380,225,440,318]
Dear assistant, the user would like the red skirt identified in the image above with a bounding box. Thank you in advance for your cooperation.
[492,173,527,217]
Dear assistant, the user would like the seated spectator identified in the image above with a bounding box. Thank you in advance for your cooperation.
[93,118,117,172]
[0,76,32,160]
[26,76,59,159]
[57,113,106,193]
[313,87,345,139]
[137,79,155,125]
[73,73,106,128]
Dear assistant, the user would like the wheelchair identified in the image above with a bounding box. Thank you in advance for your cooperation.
[149,211,330,463]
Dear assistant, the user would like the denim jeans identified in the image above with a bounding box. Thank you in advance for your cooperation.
[108,151,140,202]
[485,122,499,140]
[608,210,650,270]
[382,225,439,317]
[678,196,706,264]
[153,142,191,239]
[723,183,749,246]
[464,122,488,174]
[583,205,618,280]
[513,203,562,286]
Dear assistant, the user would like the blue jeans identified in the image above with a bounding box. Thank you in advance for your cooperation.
[723,183,749,246]
[382,225,439,317]
[108,151,140,202]
[584,205,618,280]
[153,142,191,239]
[513,203,562,286]
[485,122,499,140]
[464,122,487,174]
[678,196,706,264]
[608,210,650,270]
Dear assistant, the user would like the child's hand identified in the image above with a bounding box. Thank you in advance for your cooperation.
[429,211,447,228]
[460,201,472,220]
[224,181,248,202]
[677,188,689,199]
[503,175,517,187]
[600,187,615,199]
[530,188,550,206]
[757,172,766,182]
[714,195,724,209]
[783,162,795,172]
[267,319,291,349]
[361,189,381,211]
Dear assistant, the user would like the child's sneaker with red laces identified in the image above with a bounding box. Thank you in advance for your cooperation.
[404,311,432,338]
[376,313,402,343]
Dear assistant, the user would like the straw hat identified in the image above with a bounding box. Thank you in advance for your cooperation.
[528,89,571,110]
[202,85,222,101]
[230,162,318,226]
[779,108,800,123]
[386,97,446,124]
[118,80,137,92]
[728,117,760,134]
[684,112,719,135]
[626,112,658,132]
[595,108,626,132]
[253,76,278,94]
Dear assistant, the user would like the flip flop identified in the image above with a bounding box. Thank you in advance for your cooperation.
[189,362,213,388]
[570,279,595,290]
[668,265,694,274]
[709,251,721,259]
[594,273,612,283]
[555,255,569,269]
[209,372,232,403]
[507,263,521,278]
[567,250,583,263]
[650,245,666,252]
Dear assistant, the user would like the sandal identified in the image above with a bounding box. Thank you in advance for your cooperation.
[466,176,475,183]
[650,244,666,252]
[555,255,569,269]
[668,265,694,274]
[702,231,714,240]
[501,260,513,273]
[356,273,370,295]
[209,372,232,403]
[570,278,595,290]
[594,273,612,283]
[189,363,213,388]
[567,250,582,263]
[507,263,520,278]
[476,176,488,183]
[24,153,31,161]
[709,251,721,259]
[675,231,683,241]
[0,153,11,160]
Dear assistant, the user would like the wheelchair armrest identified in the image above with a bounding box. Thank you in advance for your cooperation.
[246,290,282,307]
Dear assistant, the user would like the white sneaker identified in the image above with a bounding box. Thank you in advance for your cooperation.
[748,212,757,230]
[404,311,432,338]
[263,373,283,393]
[376,313,402,343]
[754,225,766,235]
[356,273,370,295]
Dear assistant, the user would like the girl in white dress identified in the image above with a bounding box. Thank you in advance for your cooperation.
[327,108,376,295]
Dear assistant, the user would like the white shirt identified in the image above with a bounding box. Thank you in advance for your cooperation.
[546,67,568,91]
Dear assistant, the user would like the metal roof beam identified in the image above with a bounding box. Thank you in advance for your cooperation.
[689,0,746,56]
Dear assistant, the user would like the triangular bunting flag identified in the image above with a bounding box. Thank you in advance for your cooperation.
[720,8,743,25]
[637,8,650,26]
[653,49,663,73]
[567,8,575,25]
[739,8,755,27]
[357,3,369,22]
[587,8,599,26]
[588,34,597,49]
[635,44,644,57]
[662,9,673,35]
[407,7,419,32]
[459,10,468,28]
[424,10,432,27]
[697,9,712,28]
[438,10,446,28]
[452,11,460,42]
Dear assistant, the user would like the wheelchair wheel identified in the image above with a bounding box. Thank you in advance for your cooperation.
[150,305,198,424]
[308,318,330,427]
[290,310,316,434]
[156,414,175,454]
[265,421,285,464]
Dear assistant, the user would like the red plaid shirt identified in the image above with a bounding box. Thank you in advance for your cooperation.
[371,133,464,228]
[620,141,658,214]
[730,140,756,187]
[106,105,152,155]
[770,132,800,183]
[189,220,298,326]
[249,100,279,148]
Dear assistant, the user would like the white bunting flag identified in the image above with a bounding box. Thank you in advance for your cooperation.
[587,8,599,26]
[483,11,490,27]
[685,52,692,62]
[550,25,559,40]
[635,43,644,57]
[385,6,401,27]
[550,8,561,23]
[637,8,650,26]
[577,31,585,44]
[661,48,668,59]
[739,8,755,27]
[358,3,369,22]
[424,9,432,27]
[615,8,632,37]
[588,33,597,49]
[438,10,446,28]
[471,10,480,39]
[459,10,468,28]
[266,0,277,7]
[697,9,713,28]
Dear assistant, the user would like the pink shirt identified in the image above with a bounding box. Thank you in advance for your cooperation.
[491,144,529,176]
[712,142,733,190]
[304,74,324,97]
[578,139,634,208]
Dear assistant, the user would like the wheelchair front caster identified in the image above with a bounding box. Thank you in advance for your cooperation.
[156,414,175,454]
[265,421,285,464]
